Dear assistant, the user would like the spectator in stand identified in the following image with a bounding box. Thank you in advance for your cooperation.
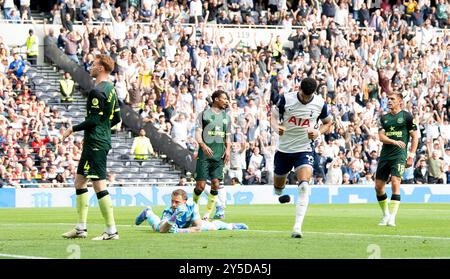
[414,158,429,184]
[427,140,445,184]
[30,131,50,153]
[177,175,188,186]
[243,166,260,185]
[228,141,246,184]
[231,176,241,186]
[130,128,155,161]
[62,31,82,64]
[170,112,189,148]
[23,29,38,65]
[8,52,28,80]
[1,0,449,187]
[59,72,75,102]
[326,158,343,185]
[402,156,415,184]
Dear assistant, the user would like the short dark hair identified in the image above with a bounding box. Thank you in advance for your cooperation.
[211,90,228,103]
[172,189,188,200]
[300,77,318,95]
[231,177,241,184]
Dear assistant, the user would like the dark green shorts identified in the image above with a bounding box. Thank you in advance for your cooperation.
[77,148,108,180]
[195,158,224,181]
[375,159,406,182]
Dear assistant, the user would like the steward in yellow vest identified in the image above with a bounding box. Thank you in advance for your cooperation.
[25,29,38,65]
[130,128,155,161]
[59,72,75,102]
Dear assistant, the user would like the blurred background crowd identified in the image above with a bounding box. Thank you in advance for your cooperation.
[1,0,449,187]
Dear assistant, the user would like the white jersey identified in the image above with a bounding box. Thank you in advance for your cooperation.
[276,92,330,153]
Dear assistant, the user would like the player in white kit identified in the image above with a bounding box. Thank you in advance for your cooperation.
[271,77,333,238]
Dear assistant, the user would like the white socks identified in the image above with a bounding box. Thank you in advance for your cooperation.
[76,223,86,231]
[294,181,310,233]
[216,187,227,208]
[106,225,117,234]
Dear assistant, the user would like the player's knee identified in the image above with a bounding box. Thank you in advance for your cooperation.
[391,176,402,185]
[195,182,206,192]
[374,179,385,189]
[210,179,221,190]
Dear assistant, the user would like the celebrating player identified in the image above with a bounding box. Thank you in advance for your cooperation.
[193,90,231,220]
[271,77,333,238]
[62,54,121,240]
[134,189,248,233]
[375,91,418,227]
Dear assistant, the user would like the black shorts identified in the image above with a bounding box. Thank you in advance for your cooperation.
[77,148,108,180]
[195,158,224,181]
[375,159,405,182]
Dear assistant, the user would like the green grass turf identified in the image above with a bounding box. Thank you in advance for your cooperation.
[1,204,450,259]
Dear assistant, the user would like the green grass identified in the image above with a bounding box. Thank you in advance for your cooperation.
[1,204,450,259]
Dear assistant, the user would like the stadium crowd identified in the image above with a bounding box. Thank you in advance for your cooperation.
[1,0,450,187]
[0,41,81,188]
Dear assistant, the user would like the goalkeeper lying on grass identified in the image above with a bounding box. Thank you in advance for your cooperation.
[134,189,248,233]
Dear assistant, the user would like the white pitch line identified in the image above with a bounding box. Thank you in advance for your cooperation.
[0,253,53,259]
[1,223,450,241]
[247,229,450,241]
[0,223,133,228]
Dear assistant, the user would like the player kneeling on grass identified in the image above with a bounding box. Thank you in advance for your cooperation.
[134,189,248,233]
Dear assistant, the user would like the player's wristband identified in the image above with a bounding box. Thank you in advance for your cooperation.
[177,229,190,234]
[408,152,415,158]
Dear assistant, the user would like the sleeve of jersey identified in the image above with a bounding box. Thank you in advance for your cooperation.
[110,97,121,127]
[406,112,417,132]
[318,103,330,121]
[72,90,106,132]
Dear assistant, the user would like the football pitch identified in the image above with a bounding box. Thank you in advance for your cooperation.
[1,204,450,259]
